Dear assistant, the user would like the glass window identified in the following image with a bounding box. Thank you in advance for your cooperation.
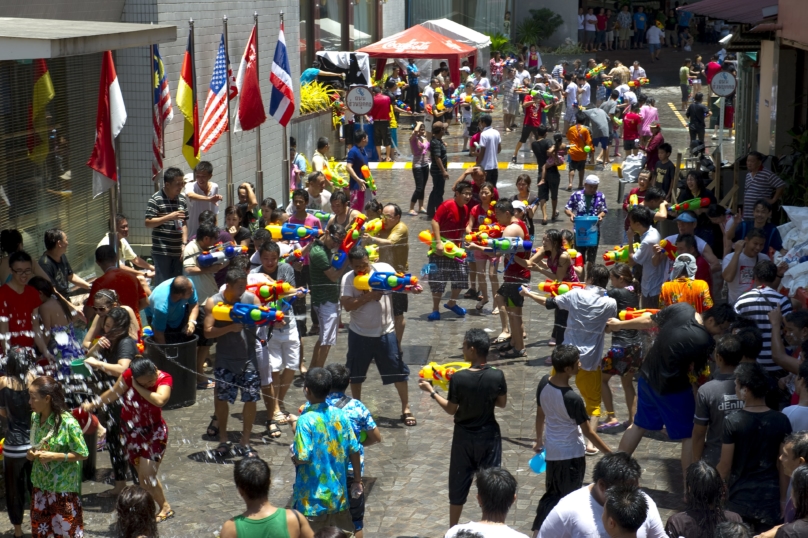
[352,0,377,50]
[319,0,346,52]
[300,0,312,69]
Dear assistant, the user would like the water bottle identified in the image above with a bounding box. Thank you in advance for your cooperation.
[529,450,547,474]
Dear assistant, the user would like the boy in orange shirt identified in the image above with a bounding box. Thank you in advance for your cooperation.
[566,111,592,191]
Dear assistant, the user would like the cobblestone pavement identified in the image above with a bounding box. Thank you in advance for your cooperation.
[0,84,723,537]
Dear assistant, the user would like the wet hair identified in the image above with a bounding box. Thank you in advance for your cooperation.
[588,264,610,288]
[43,228,64,251]
[163,167,184,185]
[364,198,383,216]
[793,465,808,520]
[234,456,271,500]
[348,245,368,262]
[326,223,346,241]
[455,180,473,194]
[733,325,763,360]
[325,364,350,392]
[383,203,402,218]
[702,304,736,328]
[628,206,654,228]
[95,245,117,265]
[331,190,349,207]
[195,161,213,175]
[675,234,698,253]
[199,209,216,225]
[28,276,72,319]
[715,335,743,367]
[561,230,575,250]
[0,229,22,255]
[551,344,579,372]
[196,223,219,242]
[307,171,324,185]
[680,461,728,538]
[714,522,752,538]
[116,485,158,538]
[643,187,666,203]
[753,260,778,285]
[259,241,281,257]
[464,328,490,358]
[735,362,770,399]
[745,228,766,242]
[102,307,132,362]
[292,188,310,203]
[785,431,808,461]
[495,200,514,215]
[475,467,518,520]
[269,209,286,225]
[130,357,158,380]
[304,367,332,399]
[4,347,33,386]
[94,288,119,308]
[30,376,68,432]
[592,452,642,489]
[226,268,247,285]
[252,228,271,245]
[544,229,564,254]
[604,486,648,533]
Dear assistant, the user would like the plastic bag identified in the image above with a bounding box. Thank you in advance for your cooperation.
[620,154,646,184]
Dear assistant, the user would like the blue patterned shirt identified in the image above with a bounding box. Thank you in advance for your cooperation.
[292,402,361,517]
[565,189,608,217]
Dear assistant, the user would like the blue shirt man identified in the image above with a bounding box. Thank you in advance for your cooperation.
[346,136,369,191]
[148,276,198,342]
[300,67,320,85]
[406,60,419,85]
[634,10,647,30]
[678,11,693,30]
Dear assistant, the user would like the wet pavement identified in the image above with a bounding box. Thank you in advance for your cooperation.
[0,81,724,537]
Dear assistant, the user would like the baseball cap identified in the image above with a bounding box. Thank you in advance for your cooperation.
[460,66,471,72]
[584,175,600,185]
[676,211,698,223]
[511,200,526,212]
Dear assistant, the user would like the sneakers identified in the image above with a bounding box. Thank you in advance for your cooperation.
[444,303,467,317]
[428,311,441,321]
[711,134,718,140]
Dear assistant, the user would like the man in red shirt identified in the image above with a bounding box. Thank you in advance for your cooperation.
[428,180,473,321]
[511,93,546,163]
[0,251,43,353]
[369,86,393,162]
[622,103,642,157]
[85,245,149,329]
[705,55,722,88]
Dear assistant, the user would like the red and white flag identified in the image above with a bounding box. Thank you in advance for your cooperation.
[233,25,266,132]
[87,51,127,198]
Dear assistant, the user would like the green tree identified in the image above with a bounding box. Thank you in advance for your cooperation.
[516,8,564,45]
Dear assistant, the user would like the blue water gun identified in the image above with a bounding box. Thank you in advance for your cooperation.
[266,222,322,242]
[484,237,534,255]
[198,242,247,267]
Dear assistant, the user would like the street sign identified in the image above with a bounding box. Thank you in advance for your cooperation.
[346,86,374,115]
[710,71,736,97]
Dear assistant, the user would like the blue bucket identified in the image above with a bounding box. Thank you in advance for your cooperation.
[574,216,599,247]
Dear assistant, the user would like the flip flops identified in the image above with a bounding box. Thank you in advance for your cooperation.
[156,509,175,523]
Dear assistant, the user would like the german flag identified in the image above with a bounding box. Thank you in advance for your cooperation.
[27,59,55,164]
[176,29,199,169]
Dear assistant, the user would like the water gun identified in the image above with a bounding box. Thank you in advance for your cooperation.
[280,249,303,264]
[360,165,377,193]
[198,242,247,267]
[246,281,297,304]
[537,280,587,296]
[629,194,639,208]
[354,271,419,293]
[603,243,641,265]
[618,308,660,320]
[212,302,283,326]
[567,248,584,268]
[484,237,533,255]
[658,239,677,261]
[418,230,467,262]
[366,244,379,262]
[266,222,323,242]
[323,167,349,189]
[672,197,711,212]
[603,79,614,88]
[396,100,411,113]
[142,326,154,339]
[306,209,333,227]
[436,99,445,112]
[364,218,384,237]
[419,361,470,391]
[424,103,433,115]
[585,63,607,80]
[465,223,503,246]
[332,213,367,269]
[628,77,650,88]
[569,144,592,154]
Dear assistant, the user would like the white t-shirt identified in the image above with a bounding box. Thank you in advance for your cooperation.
[623,90,638,106]
[478,127,501,171]
[185,181,220,233]
[538,486,666,538]
[515,70,531,87]
[585,14,597,31]
[721,251,771,304]
[446,522,529,538]
[423,85,435,106]
[631,66,648,79]
[565,82,578,108]
[616,84,630,98]
[96,236,137,277]
[578,14,585,30]
[633,227,667,297]
[478,77,491,90]
[285,189,332,214]
[579,82,591,107]
[784,406,808,432]
[645,26,663,45]
[340,262,395,337]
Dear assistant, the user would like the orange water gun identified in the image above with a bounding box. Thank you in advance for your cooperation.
[658,239,677,261]
[418,230,467,261]
[465,223,503,246]
[360,165,377,192]
[619,308,660,320]
[246,281,297,304]
[628,77,650,88]
[332,213,367,269]
[537,280,587,296]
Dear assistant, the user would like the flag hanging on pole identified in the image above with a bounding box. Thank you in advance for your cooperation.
[200,34,237,152]
[27,59,55,164]
[151,44,173,178]
[177,28,200,168]
[268,21,294,127]
[87,51,127,198]
[234,25,266,132]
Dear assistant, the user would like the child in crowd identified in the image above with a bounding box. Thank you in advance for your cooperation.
[465,182,500,313]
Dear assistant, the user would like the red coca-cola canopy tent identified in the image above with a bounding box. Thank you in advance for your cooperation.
[356,24,477,87]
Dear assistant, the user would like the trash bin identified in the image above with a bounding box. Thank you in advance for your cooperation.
[145,335,198,410]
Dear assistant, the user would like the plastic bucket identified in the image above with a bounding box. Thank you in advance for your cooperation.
[70,359,91,377]
[145,335,199,409]
[574,216,599,247]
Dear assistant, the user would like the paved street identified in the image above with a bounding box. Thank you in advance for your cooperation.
[0,83,721,537]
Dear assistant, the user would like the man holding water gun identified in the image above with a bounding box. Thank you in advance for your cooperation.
[345,131,371,211]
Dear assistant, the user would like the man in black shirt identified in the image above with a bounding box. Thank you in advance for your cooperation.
[685,92,711,146]
[532,127,559,224]
[38,228,90,298]
[418,328,506,527]
[654,142,677,199]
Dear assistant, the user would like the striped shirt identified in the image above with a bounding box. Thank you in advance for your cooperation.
[146,189,188,256]
[734,286,792,371]
[743,168,785,212]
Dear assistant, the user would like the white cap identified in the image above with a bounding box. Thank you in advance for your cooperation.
[460,66,471,72]
[584,175,600,185]
[511,200,526,211]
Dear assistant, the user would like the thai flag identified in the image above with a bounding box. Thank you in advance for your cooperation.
[269,22,294,127]
[200,34,236,152]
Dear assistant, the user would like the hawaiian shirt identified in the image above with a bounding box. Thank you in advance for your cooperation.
[489,58,504,79]
[292,402,361,517]
[301,392,377,476]
[660,277,713,313]
[30,412,89,494]
[565,190,608,217]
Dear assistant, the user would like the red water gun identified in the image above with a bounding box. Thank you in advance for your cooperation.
[619,308,660,320]
[658,239,677,261]
[537,280,587,296]
[246,281,298,304]
[332,213,367,269]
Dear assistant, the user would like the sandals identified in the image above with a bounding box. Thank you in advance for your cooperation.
[541,219,548,226]
[266,420,282,439]
[463,288,479,299]
[499,348,527,359]
[156,509,175,523]
[213,442,232,458]
[492,335,511,346]
[206,418,219,439]
[585,448,600,456]
[401,412,417,427]
[475,298,489,312]
[553,211,559,221]
[408,210,419,216]
[235,444,259,458]
[273,410,291,426]
[597,421,623,432]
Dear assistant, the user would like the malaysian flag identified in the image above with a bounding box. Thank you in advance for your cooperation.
[200,34,237,153]
[269,22,294,127]
[151,45,173,178]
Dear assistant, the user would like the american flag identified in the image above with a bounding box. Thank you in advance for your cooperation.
[269,22,294,127]
[151,45,173,178]
[200,34,237,153]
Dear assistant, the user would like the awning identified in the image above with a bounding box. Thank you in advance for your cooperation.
[420,19,491,66]
[0,18,177,61]
[677,0,777,25]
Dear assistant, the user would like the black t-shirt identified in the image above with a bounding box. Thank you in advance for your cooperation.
[654,160,677,196]
[233,226,251,245]
[665,510,743,538]
[640,302,714,395]
[532,138,551,168]
[0,385,31,447]
[686,103,709,130]
[607,287,640,345]
[775,519,808,538]
[99,337,138,387]
[38,253,73,297]
[447,366,507,431]
[430,138,447,175]
[722,409,792,520]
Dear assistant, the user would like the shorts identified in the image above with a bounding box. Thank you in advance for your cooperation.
[623,139,637,151]
[539,172,561,201]
[680,84,690,102]
[468,120,480,136]
[427,254,469,295]
[601,342,644,375]
[306,509,354,533]
[619,28,630,40]
[504,100,519,116]
[532,456,586,531]
[346,475,365,530]
[575,368,602,417]
[345,122,356,146]
[449,424,502,505]
[485,168,499,186]
[373,120,391,147]
[593,136,609,149]
[424,113,434,132]
[312,301,339,346]
[564,106,577,123]
[124,421,168,467]
[569,159,586,173]
[346,329,409,385]
[520,124,539,144]
[391,292,408,317]
[194,315,214,346]
[214,366,262,403]
[648,43,660,54]
[264,327,301,374]
[634,376,695,440]
[497,282,526,308]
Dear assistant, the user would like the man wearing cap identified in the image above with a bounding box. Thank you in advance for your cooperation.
[478,114,502,186]
[564,175,608,263]
[566,112,593,191]
[660,211,721,272]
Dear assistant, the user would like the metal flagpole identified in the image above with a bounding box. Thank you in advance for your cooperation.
[223,15,235,206]
[254,12,264,206]
[109,136,120,267]
[280,11,290,207]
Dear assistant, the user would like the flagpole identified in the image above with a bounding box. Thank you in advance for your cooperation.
[109,137,120,267]
[223,15,234,206]
[280,10,290,208]
[254,11,264,206]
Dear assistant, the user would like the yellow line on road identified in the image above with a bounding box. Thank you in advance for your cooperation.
[668,102,688,128]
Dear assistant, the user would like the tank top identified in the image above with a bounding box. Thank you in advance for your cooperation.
[0,384,31,455]
[210,290,258,374]
[234,508,291,538]
[547,251,579,282]
[504,220,532,282]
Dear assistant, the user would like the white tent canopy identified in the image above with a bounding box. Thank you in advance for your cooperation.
[420,18,491,68]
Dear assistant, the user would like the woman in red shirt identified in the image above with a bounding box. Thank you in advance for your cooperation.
[465,182,500,312]
[84,358,175,522]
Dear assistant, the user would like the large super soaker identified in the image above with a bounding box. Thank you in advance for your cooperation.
[266,222,323,242]
[537,280,587,296]
[418,230,467,262]
[323,167,349,189]
[419,361,471,391]
[602,243,641,266]
[585,63,608,80]
[306,209,333,227]
[672,197,711,213]
[332,213,367,269]
[484,237,533,255]
[628,77,650,88]
[465,223,503,246]
[658,239,677,261]
[197,242,247,267]
[246,281,298,305]
[353,271,419,293]
[212,302,283,326]
[618,308,660,320]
